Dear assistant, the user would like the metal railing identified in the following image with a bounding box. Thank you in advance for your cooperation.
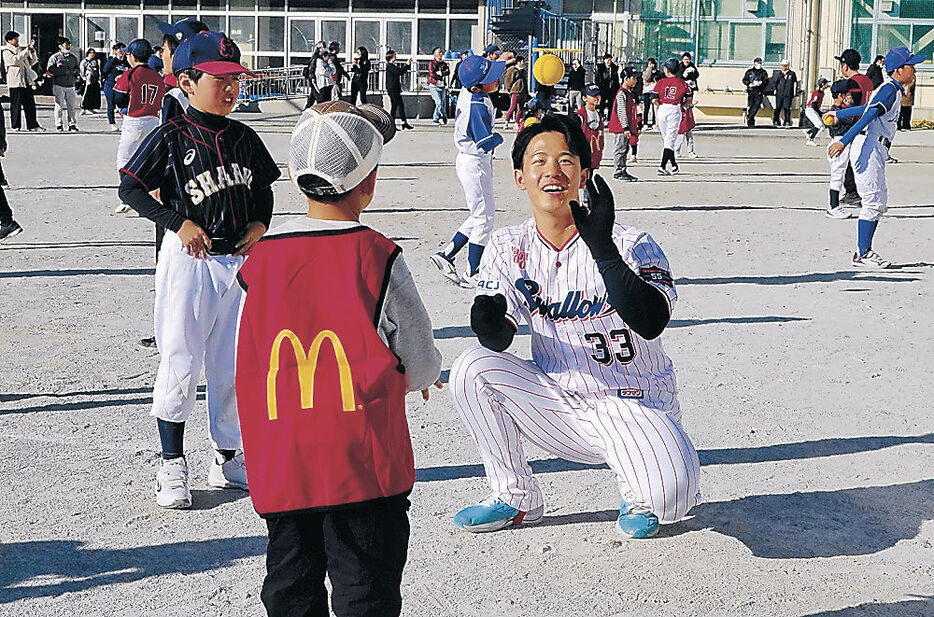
[238,66,307,101]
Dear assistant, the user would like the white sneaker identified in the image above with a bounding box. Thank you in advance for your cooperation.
[114,204,132,214]
[207,450,249,490]
[657,167,671,176]
[687,152,698,158]
[109,124,120,132]
[806,139,816,146]
[457,271,479,289]
[825,206,851,219]
[670,166,680,175]
[852,249,892,268]
[155,457,192,509]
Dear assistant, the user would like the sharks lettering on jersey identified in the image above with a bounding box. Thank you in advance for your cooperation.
[184,164,254,205]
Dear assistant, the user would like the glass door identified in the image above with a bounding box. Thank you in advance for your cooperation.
[86,15,112,53]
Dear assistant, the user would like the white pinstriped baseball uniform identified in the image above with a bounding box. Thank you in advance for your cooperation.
[451,219,701,523]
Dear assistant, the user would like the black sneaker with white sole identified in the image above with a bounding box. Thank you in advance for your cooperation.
[0,220,23,243]
[430,252,461,284]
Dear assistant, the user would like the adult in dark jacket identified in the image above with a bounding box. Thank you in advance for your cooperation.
[385,50,413,130]
[566,58,585,112]
[680,52,699,91]
[0,102,22,243]
[642,58,661,128]
[329,41,350,98]
[101,42,129,131]
[350,46,371,105]
[866,55,885,89]
[595,54,619,119]
[742,56,769,127]
[770,59,798,127]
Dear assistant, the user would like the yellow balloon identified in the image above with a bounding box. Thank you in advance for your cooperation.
[533,54,565,87]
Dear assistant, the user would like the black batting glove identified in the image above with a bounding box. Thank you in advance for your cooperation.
[569,174,620,262]
[471,294,516,352]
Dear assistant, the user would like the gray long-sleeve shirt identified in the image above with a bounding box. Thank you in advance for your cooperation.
[47,51,79,87]
[261,217,442,392]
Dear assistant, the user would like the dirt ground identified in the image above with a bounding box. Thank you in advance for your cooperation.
[1,105,933,617]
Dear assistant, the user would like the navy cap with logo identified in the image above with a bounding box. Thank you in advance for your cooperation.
[830,79,850,97]
[159,17,209,41]
[583,83,600,97]
[834,49,862,69]
[884,45,927,74]
[663,57,680,73]
[173,31,254,76]
[483,44,501,56]
[126,39,153,62]
[458,54,505,89]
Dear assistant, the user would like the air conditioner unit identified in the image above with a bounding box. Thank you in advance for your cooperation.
[745,0,759,12]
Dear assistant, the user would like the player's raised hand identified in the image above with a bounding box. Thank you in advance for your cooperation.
[569,174,619,261]
[177,219,211,259]
[471,294,516,352]
[235,221,267,256]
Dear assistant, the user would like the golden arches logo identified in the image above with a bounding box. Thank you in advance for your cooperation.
[266,329,356,421]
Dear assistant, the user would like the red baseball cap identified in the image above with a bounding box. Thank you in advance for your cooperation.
[173,31,254,76]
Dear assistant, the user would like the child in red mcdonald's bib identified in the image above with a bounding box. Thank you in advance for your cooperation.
[234,101,442,617]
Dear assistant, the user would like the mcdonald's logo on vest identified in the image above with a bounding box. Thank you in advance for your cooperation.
[266,329,357,421]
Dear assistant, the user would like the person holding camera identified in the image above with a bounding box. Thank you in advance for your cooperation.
[2,31,43,132]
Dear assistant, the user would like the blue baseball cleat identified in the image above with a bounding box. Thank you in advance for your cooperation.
[616,500,659,539]
[453,497,545,533]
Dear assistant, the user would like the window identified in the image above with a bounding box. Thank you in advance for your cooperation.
[387,21,412,55]
[200,15,226,32]
[912,25,934,65]
[116,17,139,46]
[255,55,285,69]
[420,0,447,13]
[764,22,785,62]
[901,0,934,19]
[66,14,81,47]
[173,0,197,7]
[229,16,256,53]
[321,20,347,51]
[290,20,316,53]
[144,15,169,45]
[200,0,225,8]
[850,21,873,61]
[290,0,349,10]
[257,0,286,9]
[877,23,912,53]
[449,19,472,53]
[258,17,285,52]
[451,0,479,14]
[86,16,110,50]
[594,0,615,12]
[853,0,874,19]
[354,21,380,52]
[852,0,934,70]
[418,19,446,54]
[353,0,411,11]
[144,0,168,9]
[231,0,254,10]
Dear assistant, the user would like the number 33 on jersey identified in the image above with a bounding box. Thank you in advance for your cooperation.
[476,219,679,405]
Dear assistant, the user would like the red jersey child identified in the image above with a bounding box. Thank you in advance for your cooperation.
[113,39,166,214]
[653,59,692,174]
[608,70,640,181]
[574,83,605,170]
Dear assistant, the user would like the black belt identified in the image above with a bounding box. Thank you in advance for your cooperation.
[206,237,238,255]
[857,130,892,150]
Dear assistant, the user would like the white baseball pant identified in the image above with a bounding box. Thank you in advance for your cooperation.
[151,231,245,450]
[850,135,888,221]
[805,108,825,136]
[656,104,682,151]
[676,130,695,156]
[827,139,851,192]
[115,115,160,170]
[451,346,702,524]
[52,84,78,128]
[455,151,496,246]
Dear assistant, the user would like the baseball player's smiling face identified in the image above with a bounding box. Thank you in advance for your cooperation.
[514,131,588,221]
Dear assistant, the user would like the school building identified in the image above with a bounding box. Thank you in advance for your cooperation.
[2,0,931,118]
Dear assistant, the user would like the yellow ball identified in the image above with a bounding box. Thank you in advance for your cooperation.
[524,117,541,128]
[533,54,565,87]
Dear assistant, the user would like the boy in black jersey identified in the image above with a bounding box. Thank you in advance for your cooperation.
[118,31,281,509]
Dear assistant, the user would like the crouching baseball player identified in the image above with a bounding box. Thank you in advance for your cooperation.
[450,115,701,538]
[826,46,927,268]
[235,101,441,616]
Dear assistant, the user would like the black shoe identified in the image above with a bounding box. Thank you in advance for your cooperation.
[68,124,79,132]
[0,220,23,243]
[441,116,448,124]
[622,173,639,182]
[56,126,64,131]
[402,124,414,130]
[138,336,158,349]
[841,192,861,206]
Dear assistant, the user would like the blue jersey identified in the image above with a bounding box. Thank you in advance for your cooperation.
[454,89,503,156]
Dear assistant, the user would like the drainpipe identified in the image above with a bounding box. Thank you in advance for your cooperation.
[805,0,820,93]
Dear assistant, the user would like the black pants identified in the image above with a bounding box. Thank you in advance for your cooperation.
[599,88,614,119]
[746,90,764,126]
[9,87,39,130]
[261,495,410,617]
[773,95,792,126]
[0,162,11,225]
[844,162,857,196]
[388,90,407,124]
[642,93,655,127]
[350,80,368,105]
[898,105,912,130]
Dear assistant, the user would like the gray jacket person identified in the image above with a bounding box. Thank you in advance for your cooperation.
[46,37,80,131]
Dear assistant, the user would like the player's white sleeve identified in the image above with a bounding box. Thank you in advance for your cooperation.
[623,232,677,310]
[475,235,524,329]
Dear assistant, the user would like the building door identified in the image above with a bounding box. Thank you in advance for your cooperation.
[31,13,65,96]
[86,15,112,54]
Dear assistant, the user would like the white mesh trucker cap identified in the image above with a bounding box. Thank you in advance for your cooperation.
[289,100,396,197]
